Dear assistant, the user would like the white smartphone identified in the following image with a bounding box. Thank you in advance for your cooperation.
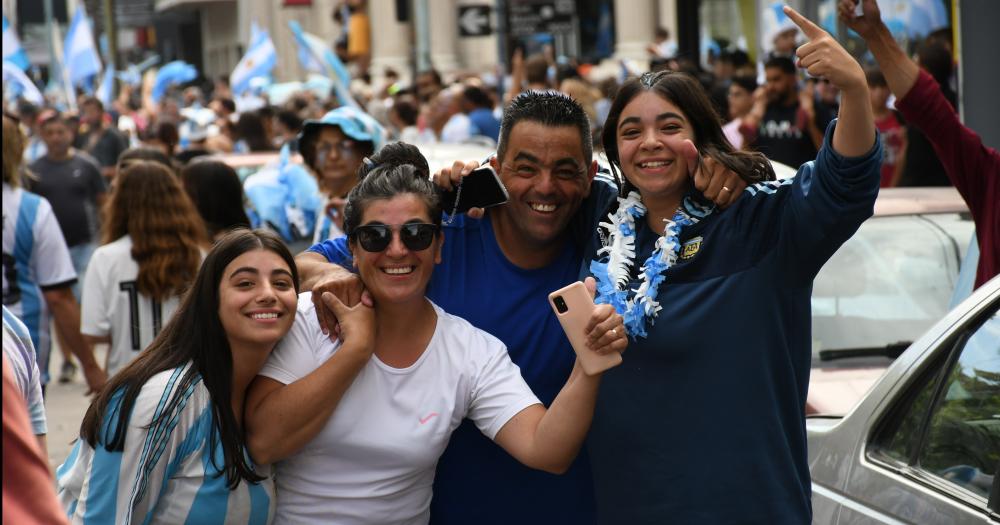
[549,282,623,376]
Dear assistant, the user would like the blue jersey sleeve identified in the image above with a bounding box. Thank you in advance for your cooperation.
[777,119,881,281]
[726,119,881,283]
[307,236,354,269]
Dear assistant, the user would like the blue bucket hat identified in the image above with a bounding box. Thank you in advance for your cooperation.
[298,106,386,170]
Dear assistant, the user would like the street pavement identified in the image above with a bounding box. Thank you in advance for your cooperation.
[44,343,107,471]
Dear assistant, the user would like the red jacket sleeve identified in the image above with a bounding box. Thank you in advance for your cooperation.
[895,70,1000,288]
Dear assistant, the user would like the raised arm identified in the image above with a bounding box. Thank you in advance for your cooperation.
[785,6,874,157]
[837,0,920,99]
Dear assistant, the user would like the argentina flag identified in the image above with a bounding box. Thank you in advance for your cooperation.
[231,24,277,96]
[287,20,358,108]
[2,61,44,104]
[3,14,30,70]
[63,6,102,88]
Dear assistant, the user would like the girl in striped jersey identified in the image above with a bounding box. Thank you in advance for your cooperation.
[59,229,298,524]
[81,159,208,376]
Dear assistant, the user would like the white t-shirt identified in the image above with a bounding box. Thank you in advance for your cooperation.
[2,184,76,385]
[81,235,183,375]
[259,294,540,525]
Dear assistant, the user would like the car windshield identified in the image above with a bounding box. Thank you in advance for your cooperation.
[811,213,975,363]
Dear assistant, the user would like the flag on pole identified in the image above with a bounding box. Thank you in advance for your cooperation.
[2,61,44,104]
[287,20,357,108]
[95,64,116,107]
[151,60,197,103]
[63,6,102,88]
[231,24,277,96]
[3,14,30,70]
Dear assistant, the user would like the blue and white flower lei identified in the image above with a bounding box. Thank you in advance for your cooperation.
[590,191,713,338]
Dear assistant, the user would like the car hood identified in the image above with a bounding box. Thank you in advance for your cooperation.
[807,366,889,416]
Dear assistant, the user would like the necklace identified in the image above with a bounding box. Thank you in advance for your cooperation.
[590,191,713,338]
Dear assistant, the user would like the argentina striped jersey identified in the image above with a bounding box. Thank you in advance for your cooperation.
[57,363,274,524]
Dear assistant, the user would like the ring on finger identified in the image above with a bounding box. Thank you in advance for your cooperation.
[722,186,731,192]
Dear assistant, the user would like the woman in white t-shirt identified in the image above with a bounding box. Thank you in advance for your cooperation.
[246,162,627,524]
[81,160,208,375]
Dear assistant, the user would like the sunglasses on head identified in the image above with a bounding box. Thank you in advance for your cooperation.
[353,223,439,252]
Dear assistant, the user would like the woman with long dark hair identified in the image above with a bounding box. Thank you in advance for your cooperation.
[180,159,252,241]
[582,8,880,523]
[81,161,208,376]
[60,229,298,524]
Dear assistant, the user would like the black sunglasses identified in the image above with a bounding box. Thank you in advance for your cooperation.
[353,223,439,252]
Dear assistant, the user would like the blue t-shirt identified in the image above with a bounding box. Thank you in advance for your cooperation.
[308,182,617,524]
[580,121,881,524]
[468,108,501,142]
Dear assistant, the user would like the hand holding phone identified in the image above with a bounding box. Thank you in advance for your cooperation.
[440,165,509,216]
[549,282,623,376]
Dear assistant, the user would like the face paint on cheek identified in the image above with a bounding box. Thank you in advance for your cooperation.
[315,154,327,171]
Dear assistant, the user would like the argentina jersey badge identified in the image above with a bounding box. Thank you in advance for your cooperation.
[679,236,703,262]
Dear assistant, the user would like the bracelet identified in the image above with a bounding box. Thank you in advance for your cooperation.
[442,177,464,226]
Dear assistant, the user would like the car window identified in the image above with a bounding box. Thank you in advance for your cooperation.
[811,213,975,360]
[917,310,999,499]
[873,306,999,503]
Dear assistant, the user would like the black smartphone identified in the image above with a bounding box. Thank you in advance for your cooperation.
[441,166,509,215]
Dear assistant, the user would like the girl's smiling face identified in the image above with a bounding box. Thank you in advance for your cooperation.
[616,91,696,202]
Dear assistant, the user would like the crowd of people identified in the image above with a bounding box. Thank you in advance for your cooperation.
[2,1,997,524]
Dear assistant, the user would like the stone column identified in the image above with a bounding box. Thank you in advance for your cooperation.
[369,0,413,83]
[428,0,461,74]
[613,0,655,62]
[657,0,679,44]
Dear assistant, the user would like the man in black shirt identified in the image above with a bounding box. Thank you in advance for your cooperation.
[74,97,128,179]
[28,112,107,382]
[745,56,823,168]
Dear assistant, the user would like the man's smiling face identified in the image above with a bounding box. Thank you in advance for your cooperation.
[491,121,595,250]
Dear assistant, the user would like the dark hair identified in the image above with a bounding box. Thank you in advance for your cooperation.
[497,91,592,165]
[655,27,670,39]
[117,146,175,172]
[80,229,297,490]
[142,121,180,154]
[729,50,751,69]
[865,67,887,88]
[217,97,236,114]
[343,164,442,239]
[358,142,430,181]
[524,54,549,85]
[462,85,493,109]
[39,112,71,129]
[601,71,774,200]
[180,159,252,238]
[764,55,796,75]
[730,75,758,94]
[417,69,443,87]
[391,99,418,127]
[236,112,274,152]
[80,96,104,112]
[917,39,953,88]
[275,109,303,133]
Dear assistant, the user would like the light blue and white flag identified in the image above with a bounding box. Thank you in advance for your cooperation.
[151,60,197,103]
[231,24,277,96]
[2,61,44,104]
[95,64,115,107]
[63,6,102,88]
[287,20,357,108]
[3,14,31,70]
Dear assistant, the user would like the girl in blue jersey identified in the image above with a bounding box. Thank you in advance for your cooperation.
[59,229,298,524]
[582,8,881,524]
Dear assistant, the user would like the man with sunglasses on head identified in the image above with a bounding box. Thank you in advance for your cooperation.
[297,106,386,245]
[295,91,744,524]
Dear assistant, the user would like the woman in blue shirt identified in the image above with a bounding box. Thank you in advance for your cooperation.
[582,8,881,524]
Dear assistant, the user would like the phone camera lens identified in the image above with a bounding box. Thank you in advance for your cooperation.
[554,296,568,314]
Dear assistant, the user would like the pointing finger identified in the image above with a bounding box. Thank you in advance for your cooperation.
[783,5,825,40]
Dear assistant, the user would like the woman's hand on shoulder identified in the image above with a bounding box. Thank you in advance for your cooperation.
[320,291,375,356]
